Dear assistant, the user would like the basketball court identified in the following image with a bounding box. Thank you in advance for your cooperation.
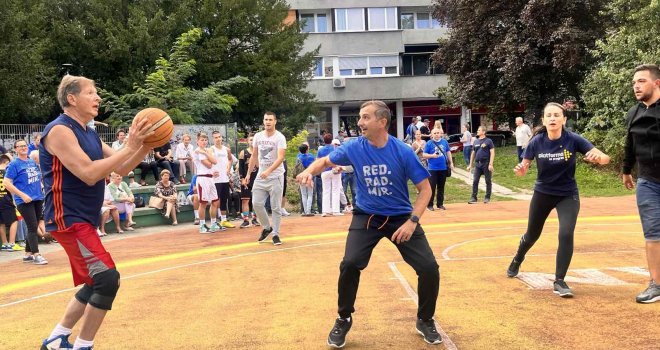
[0,195,657,349]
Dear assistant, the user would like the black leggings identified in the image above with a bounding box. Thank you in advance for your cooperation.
[17,200,43,254]
[338,211,439,320]
[428,170,447,207]
[215,182,230,211]
[513,191,580,280]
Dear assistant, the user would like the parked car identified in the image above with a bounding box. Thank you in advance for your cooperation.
[485,130,514,147]
[446,134,466,153]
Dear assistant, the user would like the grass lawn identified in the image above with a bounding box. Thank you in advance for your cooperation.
[457,145,631,197]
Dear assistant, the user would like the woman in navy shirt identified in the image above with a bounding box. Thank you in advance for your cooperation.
[4,140,46,265]
[506,102,610,297]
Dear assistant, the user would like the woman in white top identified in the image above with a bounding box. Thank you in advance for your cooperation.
[111,129,126,151]
[459,124,473,165]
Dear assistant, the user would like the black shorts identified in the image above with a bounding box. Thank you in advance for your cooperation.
[241,173,257,199]
[0,207,17,225]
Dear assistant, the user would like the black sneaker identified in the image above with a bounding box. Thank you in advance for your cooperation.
[258,227,273,243]
[553,280,573,298]
[506,258,523,277]
[252,218,260,226]
[468,198,477,204]
[438,205,446,210]
[427,206,434,211]
[416,318,442,345]
[484,198,490,204]
[272,235,282,245]
[239,220,251,229]
[327,317,352,348]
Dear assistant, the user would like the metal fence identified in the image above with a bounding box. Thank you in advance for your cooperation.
[0,122,239,154]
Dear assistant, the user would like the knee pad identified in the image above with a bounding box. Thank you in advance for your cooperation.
[89,268,121,311]
[74,283,94,305]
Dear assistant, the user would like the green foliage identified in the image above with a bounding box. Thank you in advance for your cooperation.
[433,0,608,119]
[286,130,310,155]
[102,28,248,125]
[581,0,660,166]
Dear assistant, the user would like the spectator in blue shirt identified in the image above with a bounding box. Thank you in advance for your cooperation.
[507,102,610,298]
[296,143,316,216]
[423,128,454,211]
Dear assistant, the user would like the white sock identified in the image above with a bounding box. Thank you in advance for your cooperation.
[210,217,216,224]
[48,323,71,340]
[194,211,199,219]
[73,337,94,350]
[217,208,222,218]
[199,219,206,226]
[221,214,226,222]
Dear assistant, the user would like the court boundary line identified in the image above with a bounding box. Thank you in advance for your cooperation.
[0,241,344,309]
[388,262,458,350]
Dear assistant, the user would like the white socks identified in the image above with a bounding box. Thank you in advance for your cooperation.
[73,337,94,349]
[48,324,71,340]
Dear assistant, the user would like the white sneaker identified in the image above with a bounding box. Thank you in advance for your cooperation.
[33,255,48,265]
[333,212,345,216]
[281,208,290,216]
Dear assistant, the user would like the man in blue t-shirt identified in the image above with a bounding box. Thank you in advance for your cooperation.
[296,100,442,347]
[467,126,495,203]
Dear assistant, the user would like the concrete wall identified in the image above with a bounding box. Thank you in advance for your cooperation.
[402,28,448,45]
[289,0,432,10]
[303,31,403,56]
[307,75,448,103]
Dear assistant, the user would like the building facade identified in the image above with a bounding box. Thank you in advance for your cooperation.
[288,0,474,141]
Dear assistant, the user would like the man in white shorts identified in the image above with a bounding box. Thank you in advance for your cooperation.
[246,111,287,245]
[193,132,221,233]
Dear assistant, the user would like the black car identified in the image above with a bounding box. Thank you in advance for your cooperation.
[485,130,513,147]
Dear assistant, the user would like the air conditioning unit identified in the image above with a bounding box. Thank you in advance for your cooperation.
[333,77,346,88]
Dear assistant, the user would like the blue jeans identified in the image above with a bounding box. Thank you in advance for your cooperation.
[314,175,323,213]
[342,172,356,205]
[299,184,314,215]
[517,146,525,162]
[637,177,660,241]
[463,146,472,165]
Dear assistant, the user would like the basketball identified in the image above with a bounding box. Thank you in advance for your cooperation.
[134,107,174,148]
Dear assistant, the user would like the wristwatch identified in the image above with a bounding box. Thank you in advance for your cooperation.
[409,215,420,223]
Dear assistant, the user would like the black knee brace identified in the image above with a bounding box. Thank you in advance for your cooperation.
[74,284,94,305]
[88,268,121,311]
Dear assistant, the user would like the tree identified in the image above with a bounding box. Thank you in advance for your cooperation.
[178,0,319,132]
[581,0,660,165]
[0,0,55,123]
[102,28,248,125]
[432,0,607,122]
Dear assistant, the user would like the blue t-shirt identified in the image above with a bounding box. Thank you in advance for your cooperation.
[473,137,495,163]
[297,153,315,168]
[187,175,198,196]
[316,144,335,172]
[329,136,430,216]
[5,157,43,205]
[523,131,594,196]
[424,139,450,171]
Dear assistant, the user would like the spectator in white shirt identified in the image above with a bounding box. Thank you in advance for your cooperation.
[175,134,195,184]
[111,129,126,151]
[514,117,532,162]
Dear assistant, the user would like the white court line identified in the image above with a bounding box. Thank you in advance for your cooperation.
[388,262,458,350]
[0,241,344,309]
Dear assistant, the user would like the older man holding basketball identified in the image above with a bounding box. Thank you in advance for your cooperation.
[39,75,153,350]
[297,100,441,348]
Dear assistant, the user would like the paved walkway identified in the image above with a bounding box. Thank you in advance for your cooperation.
[452,167,533,201]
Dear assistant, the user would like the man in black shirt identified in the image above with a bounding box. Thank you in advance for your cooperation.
[154,142,180,185]
[622,64,660,304]
[420,119,431,141]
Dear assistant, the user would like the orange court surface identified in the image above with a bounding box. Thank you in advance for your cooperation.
[1,195,657,349]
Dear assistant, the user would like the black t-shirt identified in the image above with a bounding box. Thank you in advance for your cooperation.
[154,142,172,160]
[0,168,14,209]
[420,125,431,140]
[473,137,494,163]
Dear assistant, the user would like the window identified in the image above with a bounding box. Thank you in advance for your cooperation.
[299,13,328,33]
[368,7,397,30]
[416,12,430,29]
[313,58,323,77]
[369,55,399,75]
[339,56,368,76]
[335,8,365,31]
[401,13,414,29]
[401,54,442,76]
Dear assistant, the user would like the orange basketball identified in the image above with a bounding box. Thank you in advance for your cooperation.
[134,108,174,148]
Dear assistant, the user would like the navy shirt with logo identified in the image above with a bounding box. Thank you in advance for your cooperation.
[523,131,594,196]
[473,137,495,163]
[329,136,429,216]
